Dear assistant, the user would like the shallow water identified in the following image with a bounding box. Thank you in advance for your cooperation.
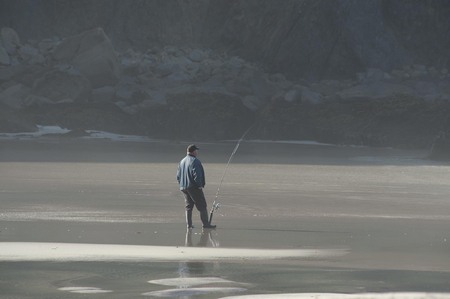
[1,139,450,298]
[2,259,450,298]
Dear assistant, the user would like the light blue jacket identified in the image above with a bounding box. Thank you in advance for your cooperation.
[177,154,205,190]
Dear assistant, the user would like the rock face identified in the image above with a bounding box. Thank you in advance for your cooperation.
[52,28,120,88]
[32,70,91,103]
[0,1,450,153]
[1,0,449,80]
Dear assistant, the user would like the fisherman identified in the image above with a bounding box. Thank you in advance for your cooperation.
[177,144,216,229]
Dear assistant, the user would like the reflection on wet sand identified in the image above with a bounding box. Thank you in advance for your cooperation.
[181,229,219,276]
[144,229,247,297]
[185,228,218,248]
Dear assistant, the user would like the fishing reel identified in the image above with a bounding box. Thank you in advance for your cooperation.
[208,201,221,224]
[212,202,221,211]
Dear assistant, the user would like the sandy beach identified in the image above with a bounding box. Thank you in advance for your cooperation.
[1,138,450,298]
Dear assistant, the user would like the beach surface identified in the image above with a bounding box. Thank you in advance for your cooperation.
[1,137,450,298]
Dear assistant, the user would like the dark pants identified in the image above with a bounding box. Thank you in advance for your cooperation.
[181,188,207,212]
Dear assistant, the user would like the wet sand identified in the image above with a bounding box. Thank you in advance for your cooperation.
[1,138,450,298]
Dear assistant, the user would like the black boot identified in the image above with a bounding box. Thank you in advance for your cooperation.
[185,229,193,246]
[200,209,216,229]
[186,210,194,229]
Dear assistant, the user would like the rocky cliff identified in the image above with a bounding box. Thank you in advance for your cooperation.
[2,0,450,79]
[1,0,450,156]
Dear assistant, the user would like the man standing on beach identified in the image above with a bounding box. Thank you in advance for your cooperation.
[177,144,216,229]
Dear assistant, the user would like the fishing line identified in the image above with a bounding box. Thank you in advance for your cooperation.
[209,123,255,223]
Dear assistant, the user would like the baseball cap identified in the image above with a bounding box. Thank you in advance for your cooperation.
[187,144,199,152]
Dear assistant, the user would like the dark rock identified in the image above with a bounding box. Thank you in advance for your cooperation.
[0,103,37,132]
[32,69,92,104]
[1,1,449,80]
[429,131,450,161]
[52,28,120,88]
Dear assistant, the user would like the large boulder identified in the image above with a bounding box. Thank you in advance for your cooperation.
[0,69,91,109]
[0,83,31,109]
[52,28,120,88]
[17,44,45,64]
[0,27,21,55]
[0,64,28,82]
[0,103,37,133]
[0,43,10,65]
[32,69,91,104]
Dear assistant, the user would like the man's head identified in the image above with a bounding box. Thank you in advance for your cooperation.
[187,144,199,155]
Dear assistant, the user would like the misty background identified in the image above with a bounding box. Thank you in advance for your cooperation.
[1,0,450,153]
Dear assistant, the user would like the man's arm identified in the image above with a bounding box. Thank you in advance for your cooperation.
[191,159,205,188]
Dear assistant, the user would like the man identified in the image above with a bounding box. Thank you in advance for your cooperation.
[177,144,216,229]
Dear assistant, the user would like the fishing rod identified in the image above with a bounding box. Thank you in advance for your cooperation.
[209,123,256,224]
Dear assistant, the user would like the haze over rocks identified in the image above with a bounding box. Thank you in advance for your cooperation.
[1,26,450,149]
[0,0,450,157]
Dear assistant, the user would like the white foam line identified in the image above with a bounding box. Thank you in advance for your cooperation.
[0,125,71,139]
[219,293,450,299]
[148,277,244,287]
[148,277,228,286]
[83,130,156,142]
[143,287,247,297]
[59,287,113,294]
[244,139,334,146]
[0,242,346,262]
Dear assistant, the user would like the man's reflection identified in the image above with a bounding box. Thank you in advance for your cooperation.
[185,229,218,247]
[178,229,219,277]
